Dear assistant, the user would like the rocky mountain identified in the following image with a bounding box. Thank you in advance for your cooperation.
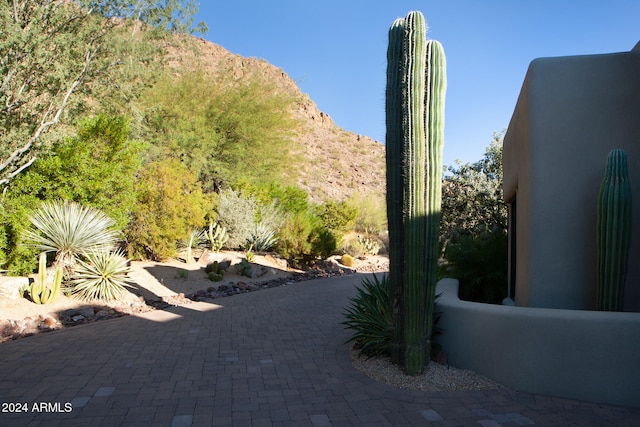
[166,36,386,202]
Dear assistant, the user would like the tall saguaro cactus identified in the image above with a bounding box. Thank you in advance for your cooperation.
[385,11,447,374]
[596,149,632,311]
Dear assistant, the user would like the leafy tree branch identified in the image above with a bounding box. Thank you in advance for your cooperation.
[0,0,206,187]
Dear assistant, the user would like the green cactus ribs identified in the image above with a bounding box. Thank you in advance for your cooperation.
[30,252,63,304]
[596,149,632,311]
[385,10,447,375]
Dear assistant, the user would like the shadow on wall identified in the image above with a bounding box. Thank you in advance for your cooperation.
[435,278,640,409]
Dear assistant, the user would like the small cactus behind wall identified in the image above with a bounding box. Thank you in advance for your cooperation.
[596,149,632,311]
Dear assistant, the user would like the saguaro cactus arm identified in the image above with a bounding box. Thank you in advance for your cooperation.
[385,17,406,363]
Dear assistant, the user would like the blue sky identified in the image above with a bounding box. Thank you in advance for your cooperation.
[195,1,640,166]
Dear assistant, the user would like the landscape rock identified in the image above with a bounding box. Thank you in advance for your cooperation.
[197,250,216,266]
[252,266,268,279]
[264,254,288,270]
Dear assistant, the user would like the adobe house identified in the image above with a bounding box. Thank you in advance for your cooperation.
[503,42,640,311]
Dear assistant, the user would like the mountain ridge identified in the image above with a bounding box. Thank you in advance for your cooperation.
[166,36,386,202]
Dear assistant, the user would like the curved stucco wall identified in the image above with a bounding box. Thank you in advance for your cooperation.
[436,279,640,409]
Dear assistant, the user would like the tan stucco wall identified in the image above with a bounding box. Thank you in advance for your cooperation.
[504,48,640,311]
[436,279,640,408]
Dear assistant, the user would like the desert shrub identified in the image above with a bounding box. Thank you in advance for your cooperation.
[441,132,507,254]
[343,274,393,358]
[0,200,40,275]
[442,231,508,304]
[238,181,310,216]
[274,212,315,261]
[126,159,209,260]
[348,193,387,235]
[343,234,381,257]
[215,189,257,249]
[309,227,338,260]
[316,201,358,235]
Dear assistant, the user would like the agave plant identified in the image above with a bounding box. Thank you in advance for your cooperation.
[69,249,133,301]
[23,201,119,272]
[246,223,278,252]
[342,274,393,358]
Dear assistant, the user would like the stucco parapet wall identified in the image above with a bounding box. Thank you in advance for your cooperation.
[435,278,640,409]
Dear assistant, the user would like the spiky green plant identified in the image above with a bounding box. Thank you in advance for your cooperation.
[29,252,63,304]
[343,274,393,358]
[69,249,133,301]
[179,228,207,263]
[247,223,278,252]
[385,11,447,374]
[596,149,632,311]
[23,201,119,273]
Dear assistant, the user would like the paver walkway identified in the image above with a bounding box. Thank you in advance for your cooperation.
[1,273,639,426]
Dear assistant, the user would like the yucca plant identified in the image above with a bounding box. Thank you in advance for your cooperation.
[68,249,133,301]
[343,274,393,358]
[23,201,119,273]
[179,228,208,263]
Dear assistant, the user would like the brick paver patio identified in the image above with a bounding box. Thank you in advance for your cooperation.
[1,273,639,426]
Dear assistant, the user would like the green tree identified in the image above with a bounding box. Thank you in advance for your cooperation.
[0,0,205,187]
[440,130,507,252]
[142,70,302,190]
[440,130,508,304]
[0,115,144,273]
[6,115,146,229]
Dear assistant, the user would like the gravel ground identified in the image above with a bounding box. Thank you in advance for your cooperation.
[349,346,506,392]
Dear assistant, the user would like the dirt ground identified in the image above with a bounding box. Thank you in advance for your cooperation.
[0,251,389,325]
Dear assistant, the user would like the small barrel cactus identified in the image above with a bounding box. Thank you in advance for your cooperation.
[340,254,354,268]
[596,149,632,311]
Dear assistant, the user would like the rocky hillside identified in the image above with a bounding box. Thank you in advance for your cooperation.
[166,36,386,202]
